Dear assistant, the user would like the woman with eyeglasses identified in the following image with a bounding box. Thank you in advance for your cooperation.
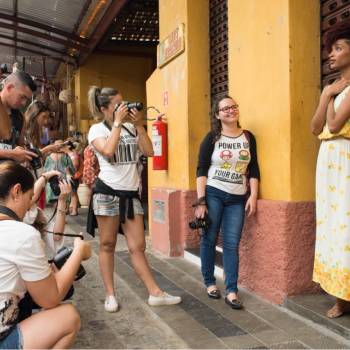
[195,95,260,309]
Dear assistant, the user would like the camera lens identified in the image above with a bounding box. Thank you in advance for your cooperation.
[127,102,143,111]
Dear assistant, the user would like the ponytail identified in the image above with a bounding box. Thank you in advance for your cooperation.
[88,86,103,120]
[88,86,119,121]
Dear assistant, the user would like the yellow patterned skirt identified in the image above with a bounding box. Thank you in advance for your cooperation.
[313,138,350,301]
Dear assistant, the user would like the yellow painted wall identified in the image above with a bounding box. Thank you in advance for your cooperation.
[289,0,320,201]
[74,52,155,133]
[229,0,320,201]
[146,0,210,190]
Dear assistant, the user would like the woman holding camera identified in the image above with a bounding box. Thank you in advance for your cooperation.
[24,100,64,156]
[87,86,181,312]
[195,96,260,309]
[0,161,91,349]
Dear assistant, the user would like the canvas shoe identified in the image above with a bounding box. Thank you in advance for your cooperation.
[148,292,182,306]
[104,295,119,312]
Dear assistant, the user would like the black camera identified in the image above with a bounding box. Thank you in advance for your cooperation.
[63,140,75,150]
[49,175,77,197]
[48,175,61,196]
[28,147,42,170]
[114,101,143,112]
[189,215,210,230]
[53,246,86,281]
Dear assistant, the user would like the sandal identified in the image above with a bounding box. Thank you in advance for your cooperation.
[207,288,221,299]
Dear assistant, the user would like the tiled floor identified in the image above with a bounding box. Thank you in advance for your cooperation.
[63,209,350,349]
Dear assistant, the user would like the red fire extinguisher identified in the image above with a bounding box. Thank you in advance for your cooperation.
[152,114,168,170]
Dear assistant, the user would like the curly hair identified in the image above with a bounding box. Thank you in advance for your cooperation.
[211,95,240,142]
[324,19,350,53]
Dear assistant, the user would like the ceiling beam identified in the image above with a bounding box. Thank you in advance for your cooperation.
[72,0,93,34]
[0,41,76,65]
[13,0,17,61]
[0,33,72,57]
[79,0,129,65]
[0,21,89,51]
[0,12,88,44]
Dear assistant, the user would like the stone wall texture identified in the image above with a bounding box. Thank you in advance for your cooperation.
[238,200,319,304]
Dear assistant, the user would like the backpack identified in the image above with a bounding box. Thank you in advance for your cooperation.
[82,145,100,187]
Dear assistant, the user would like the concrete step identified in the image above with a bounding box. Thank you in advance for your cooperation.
[284,294,350,340]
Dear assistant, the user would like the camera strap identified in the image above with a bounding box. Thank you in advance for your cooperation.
[44,230,84,240]
[0,205,21,221]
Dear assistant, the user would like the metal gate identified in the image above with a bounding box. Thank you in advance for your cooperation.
[210,0,228,105]
[321,0,350,86]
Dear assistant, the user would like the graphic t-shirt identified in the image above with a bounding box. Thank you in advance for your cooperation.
[0,221,51,339]
[207,133,251,195]
[88,122,140,191]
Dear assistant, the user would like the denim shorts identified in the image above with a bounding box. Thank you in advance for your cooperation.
[0,325,23,349]
[93,193,144,217]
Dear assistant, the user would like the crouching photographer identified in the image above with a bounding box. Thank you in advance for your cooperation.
[0,161,91,349]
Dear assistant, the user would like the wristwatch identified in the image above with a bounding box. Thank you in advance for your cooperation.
[113,122,122,129]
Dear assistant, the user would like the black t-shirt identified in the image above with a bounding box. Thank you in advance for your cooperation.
[0,109,24,150]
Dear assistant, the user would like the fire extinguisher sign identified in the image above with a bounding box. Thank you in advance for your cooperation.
[152,128,162,156]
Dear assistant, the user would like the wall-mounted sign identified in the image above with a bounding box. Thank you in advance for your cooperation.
[153,199,166,223]
[158,24,185,68]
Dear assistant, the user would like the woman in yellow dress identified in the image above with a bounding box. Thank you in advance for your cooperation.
[311,20,350,318]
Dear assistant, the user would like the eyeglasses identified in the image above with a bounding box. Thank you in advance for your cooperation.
[218,104,239,112]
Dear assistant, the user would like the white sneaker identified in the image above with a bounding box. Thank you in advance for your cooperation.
[104,295,119,312]
[148,292,182,306]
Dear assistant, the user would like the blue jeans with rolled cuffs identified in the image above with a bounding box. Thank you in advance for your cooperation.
[200,185,246,294]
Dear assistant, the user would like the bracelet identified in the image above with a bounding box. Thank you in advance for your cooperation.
[113,122,122,129]
[57,208,66,214]
[192,196,206,207]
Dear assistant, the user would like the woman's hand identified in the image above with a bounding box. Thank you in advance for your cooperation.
[323,78,350,98]
[195,204,208,219]
[58,179,72,200]
[113,102,129,124]
[74,236,91,261]
[245,195,257,217]
[129,108,144,127]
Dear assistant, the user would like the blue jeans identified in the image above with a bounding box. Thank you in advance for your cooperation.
[200,185,246,293]
[0,325,23,349]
